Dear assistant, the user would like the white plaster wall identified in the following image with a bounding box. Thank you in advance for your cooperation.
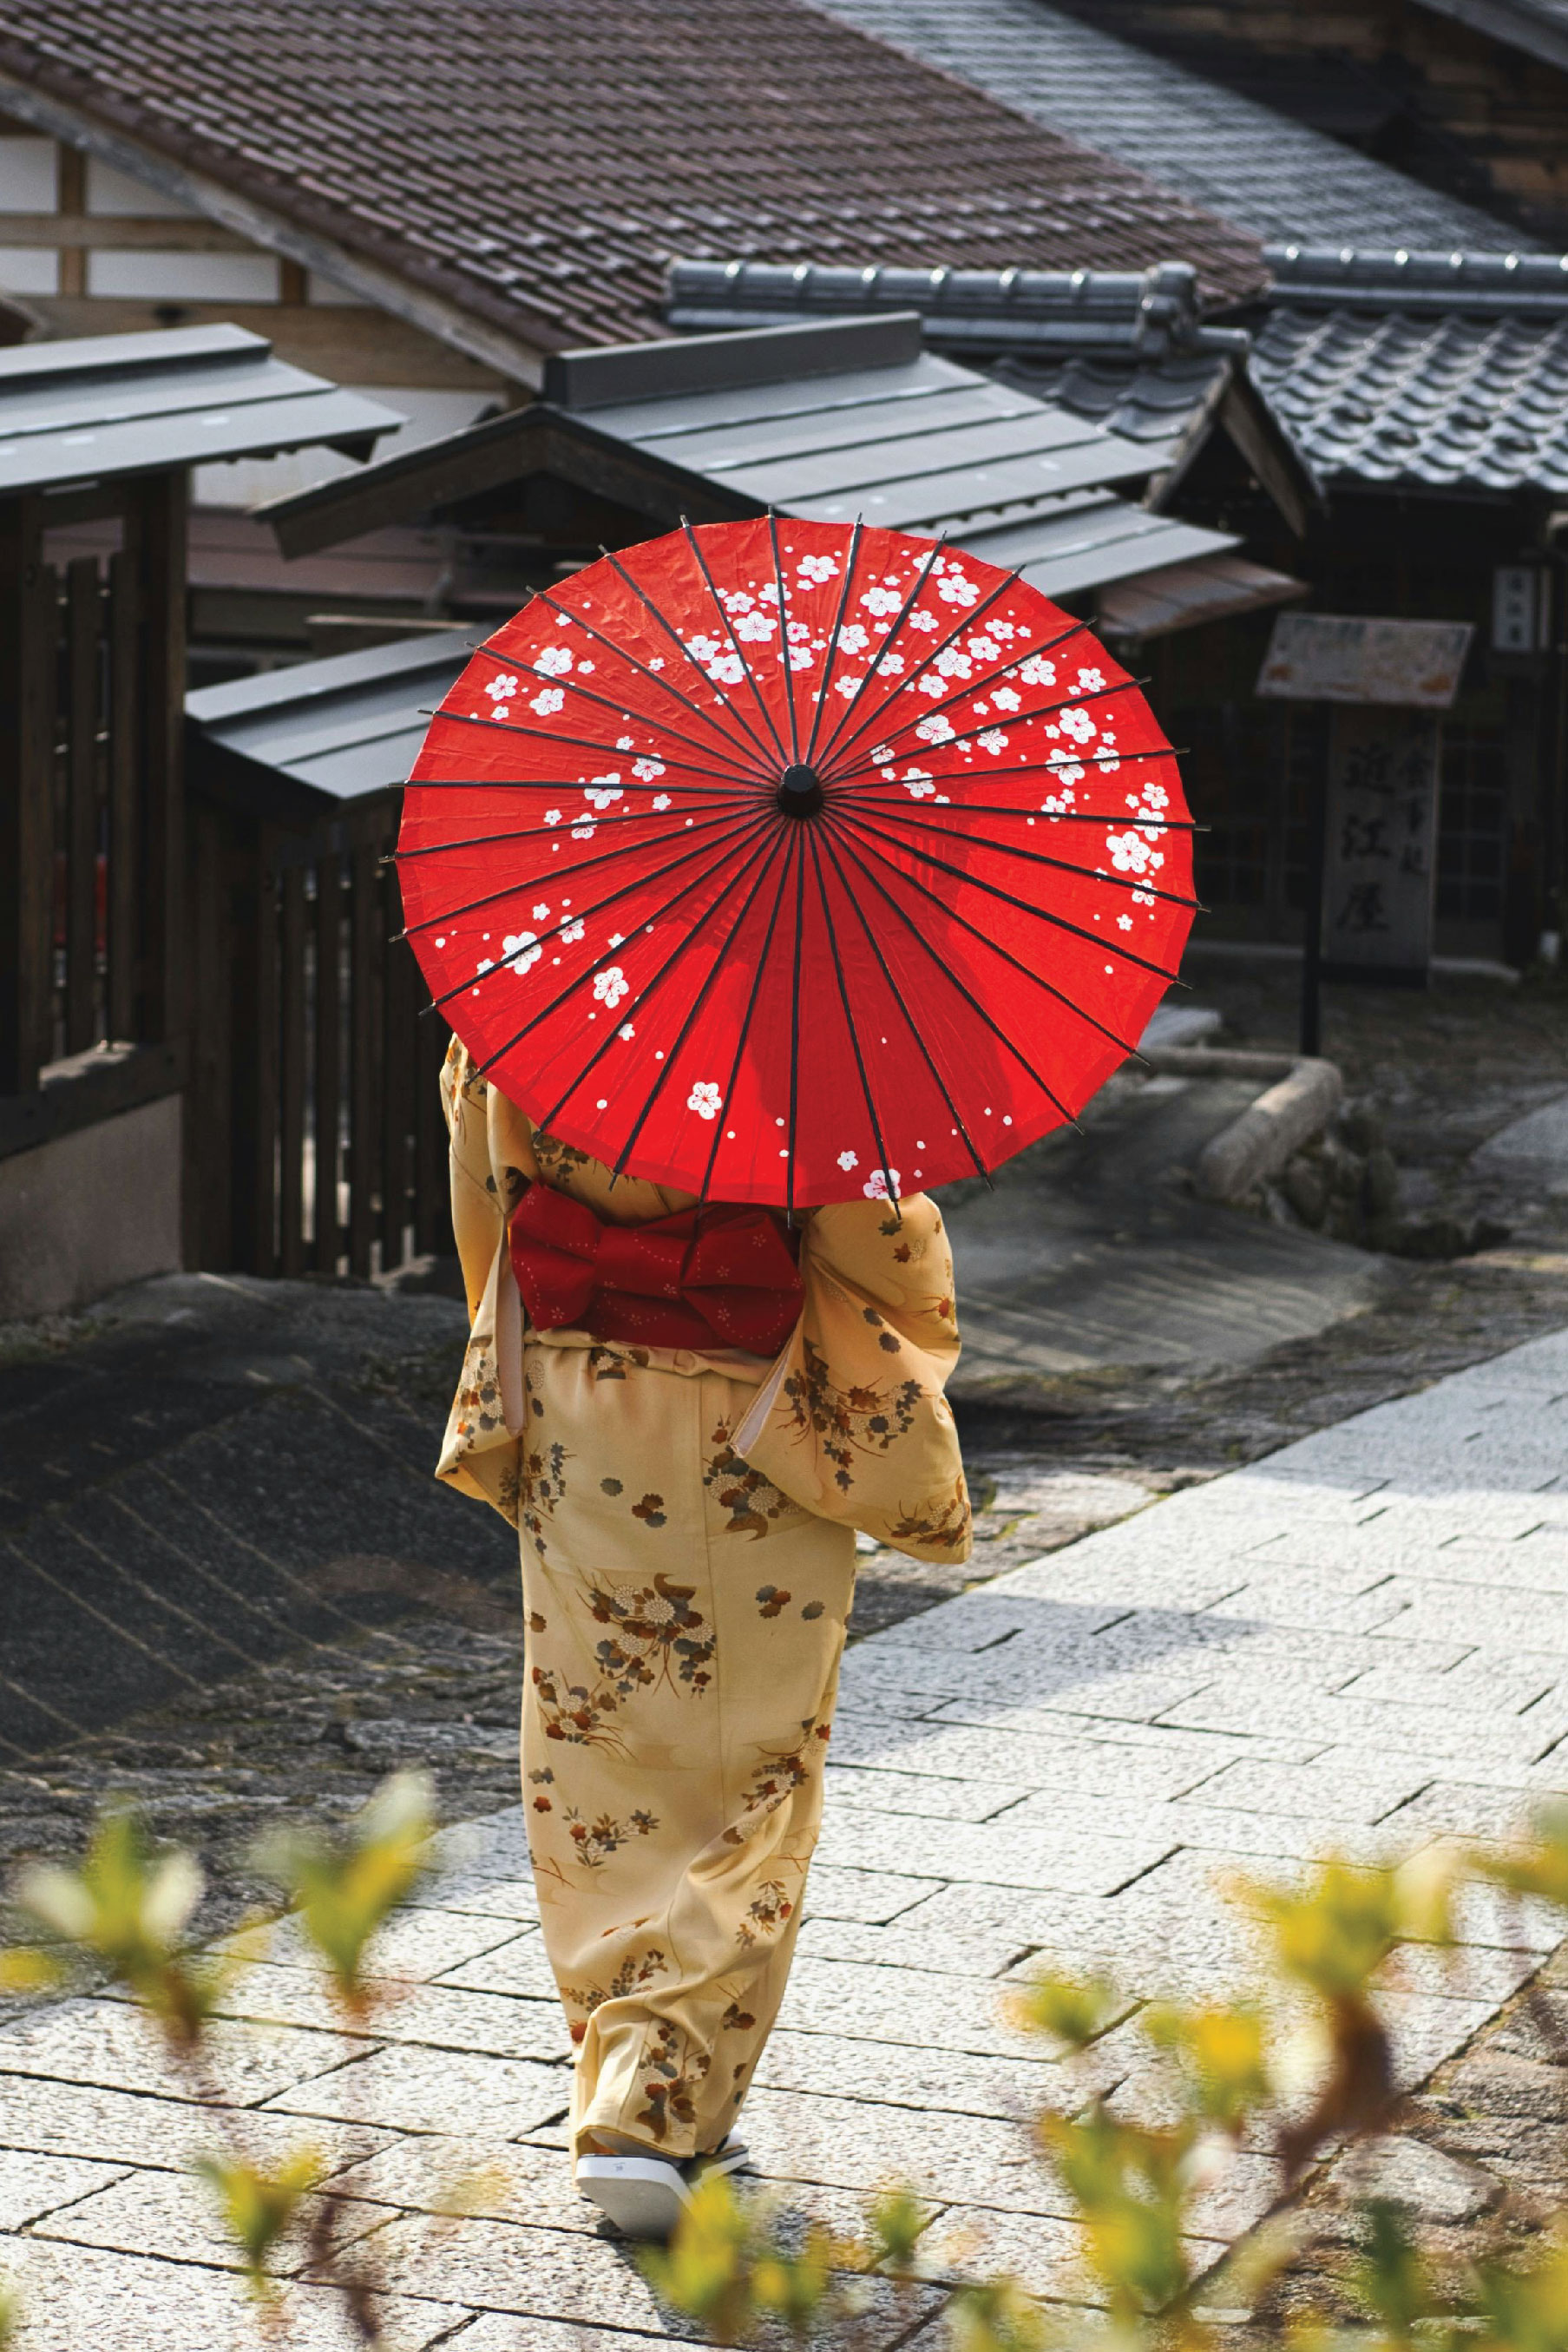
[0,1094,182,1319]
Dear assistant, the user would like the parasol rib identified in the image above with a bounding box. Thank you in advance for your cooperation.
[841,804,1182,986]
[599,545,779,773]
[766,510,803,769]
[456,651,776,789]
[831,799,1203,913]
[477,588,768,766]
[824,611,1094,778]
[829,672,1155,787]
[830,812,1155,1062]
[607,825,794,1179]
[810,534,946,770]
[528,814,785,1137]
[397,800,756,942]
[697,842,799,1205]
[401,775,761,807]
[681,520,791,771]
[818,562,1027,776]
[823,814,1080,1127]
[785,834,807,1219]
[468,810,775,1081]
[408,811,768,1013]
[814,821,990,1185]
[800,517,864,773]
[807,826,901,1212]
[421,705,776,794]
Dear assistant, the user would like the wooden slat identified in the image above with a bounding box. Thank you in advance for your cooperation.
[415,976,452,1258]
[279,861,307,1278]
[251,845,282,1277]
[312,849,343,1274]
[381,865,417,1275]
[0,501,56,1094]
[63,555,100,1056]
[106,545,141,1042]
[347,836,384,1278]
[135,471,188,1046]
[182,798,233,1271]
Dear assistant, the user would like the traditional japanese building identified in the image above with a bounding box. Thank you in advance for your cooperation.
[0,0,1268,667]
[672,252,1568,969]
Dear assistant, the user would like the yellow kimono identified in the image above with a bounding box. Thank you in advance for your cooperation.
[436,1038,969,2160]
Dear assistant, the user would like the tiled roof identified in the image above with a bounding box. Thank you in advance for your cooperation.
[666,257,1246,358]
[663,257,1243,470]
[1251,246,1568,496]
[809,0,1532,251]
[0,0,1266,362]
[1412,0,1568,72]
[269,314,1250,606]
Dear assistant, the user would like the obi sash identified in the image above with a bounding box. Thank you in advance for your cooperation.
[507,1180,804,1357]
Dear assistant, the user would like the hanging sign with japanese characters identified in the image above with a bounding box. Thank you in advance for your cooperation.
[1320,704,1440,982]
[1256,614,1473,709]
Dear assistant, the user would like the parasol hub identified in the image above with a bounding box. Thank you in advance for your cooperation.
[777,763,824,818]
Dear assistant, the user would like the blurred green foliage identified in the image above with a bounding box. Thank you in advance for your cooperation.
[646,1814,1568,2350]
[0,1770,436,2344]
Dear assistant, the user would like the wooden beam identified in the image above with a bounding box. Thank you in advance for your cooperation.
[0,213,258,249]
[0,1036,186,1162]
[312,848,343,1272]
[0,497,56,1093]
[107,541,141,1041]
[266,406,753,558]
[63,553,99,1056]
[0,76,554,384]
[132,470,188,1046]
[56,142,84,298]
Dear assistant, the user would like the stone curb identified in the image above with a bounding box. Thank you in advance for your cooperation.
[1144,1048,1345,1202]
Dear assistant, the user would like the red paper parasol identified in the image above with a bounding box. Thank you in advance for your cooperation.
[398,516,1195,1207]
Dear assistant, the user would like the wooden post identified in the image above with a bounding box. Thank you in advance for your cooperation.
[134,471,189,1048]
[0,496,55,1094]
[348,834,384,1277]
[64,554,101,1056]
[381,844,417,1278]
[1299,732,1329,1059]
[312,848,343,1274]
[183,795,233,1270]
[279,861,307,1278]
[416,979,452,1257]
[252,841,281,1277]
[107,542,142,1043]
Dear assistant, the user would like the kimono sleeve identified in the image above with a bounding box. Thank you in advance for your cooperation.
[733,1192,971,1565]
[433,1038,535,1522]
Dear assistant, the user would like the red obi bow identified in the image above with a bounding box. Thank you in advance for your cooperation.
[508,1182,804,1357]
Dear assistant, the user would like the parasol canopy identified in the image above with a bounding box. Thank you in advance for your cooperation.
[398,516,1196,1207]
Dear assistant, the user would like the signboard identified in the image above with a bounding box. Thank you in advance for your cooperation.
[1320,705,1440,983]
[1256,614,1472,709]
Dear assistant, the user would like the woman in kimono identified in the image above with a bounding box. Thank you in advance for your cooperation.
[436,1036,971,2237]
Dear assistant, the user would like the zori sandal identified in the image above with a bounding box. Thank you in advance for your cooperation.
[575,2136,751,2239]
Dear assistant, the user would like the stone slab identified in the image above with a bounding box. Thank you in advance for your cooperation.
[0,2148,126,2230]
[266,2044,569,2136]
[29,2166,389,2276]
[206,1961,571,2060]
[0,2074,395,2172]
[0,1998,368,2106]
[756,2027,1056,2119]
[0,2238,465,2350]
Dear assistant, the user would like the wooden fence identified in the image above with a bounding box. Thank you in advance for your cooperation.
[186,783,452,1278]
[0,479,184,1097]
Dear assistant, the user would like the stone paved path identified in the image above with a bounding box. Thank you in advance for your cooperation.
[2,1329,1566,2347]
